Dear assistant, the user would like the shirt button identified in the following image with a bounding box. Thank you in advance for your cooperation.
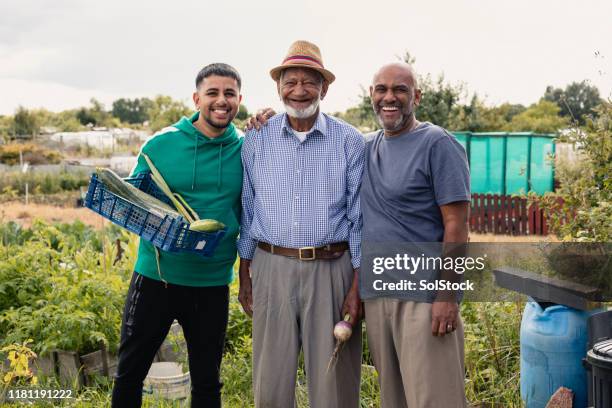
[295,195,299,200]
[294,222,298,226]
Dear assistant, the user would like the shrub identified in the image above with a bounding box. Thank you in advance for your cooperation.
[0,171,90,196]
[538,102,612,241]
[0,143,62,165]
[0,221,135,355]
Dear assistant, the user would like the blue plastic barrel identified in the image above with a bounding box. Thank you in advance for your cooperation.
[520,300,601,408]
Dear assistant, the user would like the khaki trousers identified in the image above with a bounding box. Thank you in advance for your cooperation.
[364,299,467,408]
[251,247,362,408]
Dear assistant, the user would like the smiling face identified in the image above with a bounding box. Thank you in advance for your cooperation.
[193,75,242,130]
[278,67,328,119]
[370,63,421,134]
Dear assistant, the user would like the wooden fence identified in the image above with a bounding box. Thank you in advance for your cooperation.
[470,193,556,236]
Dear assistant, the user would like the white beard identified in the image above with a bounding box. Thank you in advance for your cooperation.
[284,97,320,119]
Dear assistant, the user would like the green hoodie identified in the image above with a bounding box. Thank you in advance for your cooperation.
[130,112,243,286]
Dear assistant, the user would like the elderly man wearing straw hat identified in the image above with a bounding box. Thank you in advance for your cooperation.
[237,40,365,408]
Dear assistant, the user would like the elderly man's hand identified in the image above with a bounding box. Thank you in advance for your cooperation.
[245,108,276,131]
[431,301,459,337]
[341,268,363,327]
[238,258,253,317]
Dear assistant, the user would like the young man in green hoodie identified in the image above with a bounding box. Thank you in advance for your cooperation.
[111,63,243,408]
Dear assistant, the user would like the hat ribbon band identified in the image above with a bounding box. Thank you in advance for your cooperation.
[283,55,324,68]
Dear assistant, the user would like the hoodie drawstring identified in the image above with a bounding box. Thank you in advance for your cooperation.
[217,144,223,191]
[192,137,222,191]
[192,134,198,190]
[188,115,232,191]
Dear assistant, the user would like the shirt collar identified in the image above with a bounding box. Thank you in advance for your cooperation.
[281,111,327,138]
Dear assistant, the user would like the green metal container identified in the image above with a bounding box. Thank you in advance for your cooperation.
[452,132,556,195]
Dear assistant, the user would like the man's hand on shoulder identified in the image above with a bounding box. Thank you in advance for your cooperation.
[245,108,276,131]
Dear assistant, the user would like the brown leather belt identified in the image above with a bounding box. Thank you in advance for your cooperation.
[257,242,349,261]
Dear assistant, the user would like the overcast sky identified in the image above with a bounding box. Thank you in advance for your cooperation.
[1,0,610,116]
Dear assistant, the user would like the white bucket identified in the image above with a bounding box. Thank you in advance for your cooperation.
[143,362,190,400]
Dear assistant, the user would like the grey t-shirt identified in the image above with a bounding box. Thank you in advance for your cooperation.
[361,122,470,243]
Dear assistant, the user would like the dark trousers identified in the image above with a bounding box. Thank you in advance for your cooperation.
[111,272,229,408]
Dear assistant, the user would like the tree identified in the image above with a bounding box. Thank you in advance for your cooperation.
[112,98,154,124]
[236,104,249,121]
[508,100,568,133]
[51,110,84,132]
[449,98,526,132]
[76,98,117,127]
[543,81,603,125]
[13,106,40,138]
[147,95,191,132]
[448,95,490,131]
[496,103,527,124]
[0,115,13,141]
[335,89,379,132]
[415,73,464,128]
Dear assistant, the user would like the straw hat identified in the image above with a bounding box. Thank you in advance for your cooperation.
[270,40,335,84]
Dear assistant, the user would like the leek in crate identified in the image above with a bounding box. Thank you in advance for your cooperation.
[142,153,225,232]
[96,168,180,218]
[140,153,225,284]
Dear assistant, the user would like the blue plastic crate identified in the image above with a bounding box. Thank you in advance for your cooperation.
[124,173,174,206]
[83,172,226,257]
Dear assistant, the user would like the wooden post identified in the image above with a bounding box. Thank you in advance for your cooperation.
[500,195,508,235]
[528,201,535,235]
[520,197,528,235]
[494,194,501,234]
[534,201,542,235]
[55,350,85,388]
[486,194,493,233]
[512,196,520,235]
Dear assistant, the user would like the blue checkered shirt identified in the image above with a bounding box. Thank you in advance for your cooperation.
[238,112,365,268]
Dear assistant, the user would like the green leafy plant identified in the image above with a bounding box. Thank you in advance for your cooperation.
[536,101,612,241]
[1,339,38,386]
[0,221,135,356]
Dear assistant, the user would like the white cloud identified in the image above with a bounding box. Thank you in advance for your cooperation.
[0,46,63,77]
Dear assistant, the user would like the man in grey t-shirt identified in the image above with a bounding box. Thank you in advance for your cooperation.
[361,63,470,408]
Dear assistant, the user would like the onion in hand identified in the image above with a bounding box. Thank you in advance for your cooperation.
[333,314,353,342]
[327,314,353,374]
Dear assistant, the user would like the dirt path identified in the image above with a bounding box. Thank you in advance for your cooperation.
[1,201,107,229]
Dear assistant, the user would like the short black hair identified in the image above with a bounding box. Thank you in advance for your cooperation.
[195,63,242,89]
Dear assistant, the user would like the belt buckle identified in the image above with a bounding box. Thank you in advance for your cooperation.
[298,246,316,261]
